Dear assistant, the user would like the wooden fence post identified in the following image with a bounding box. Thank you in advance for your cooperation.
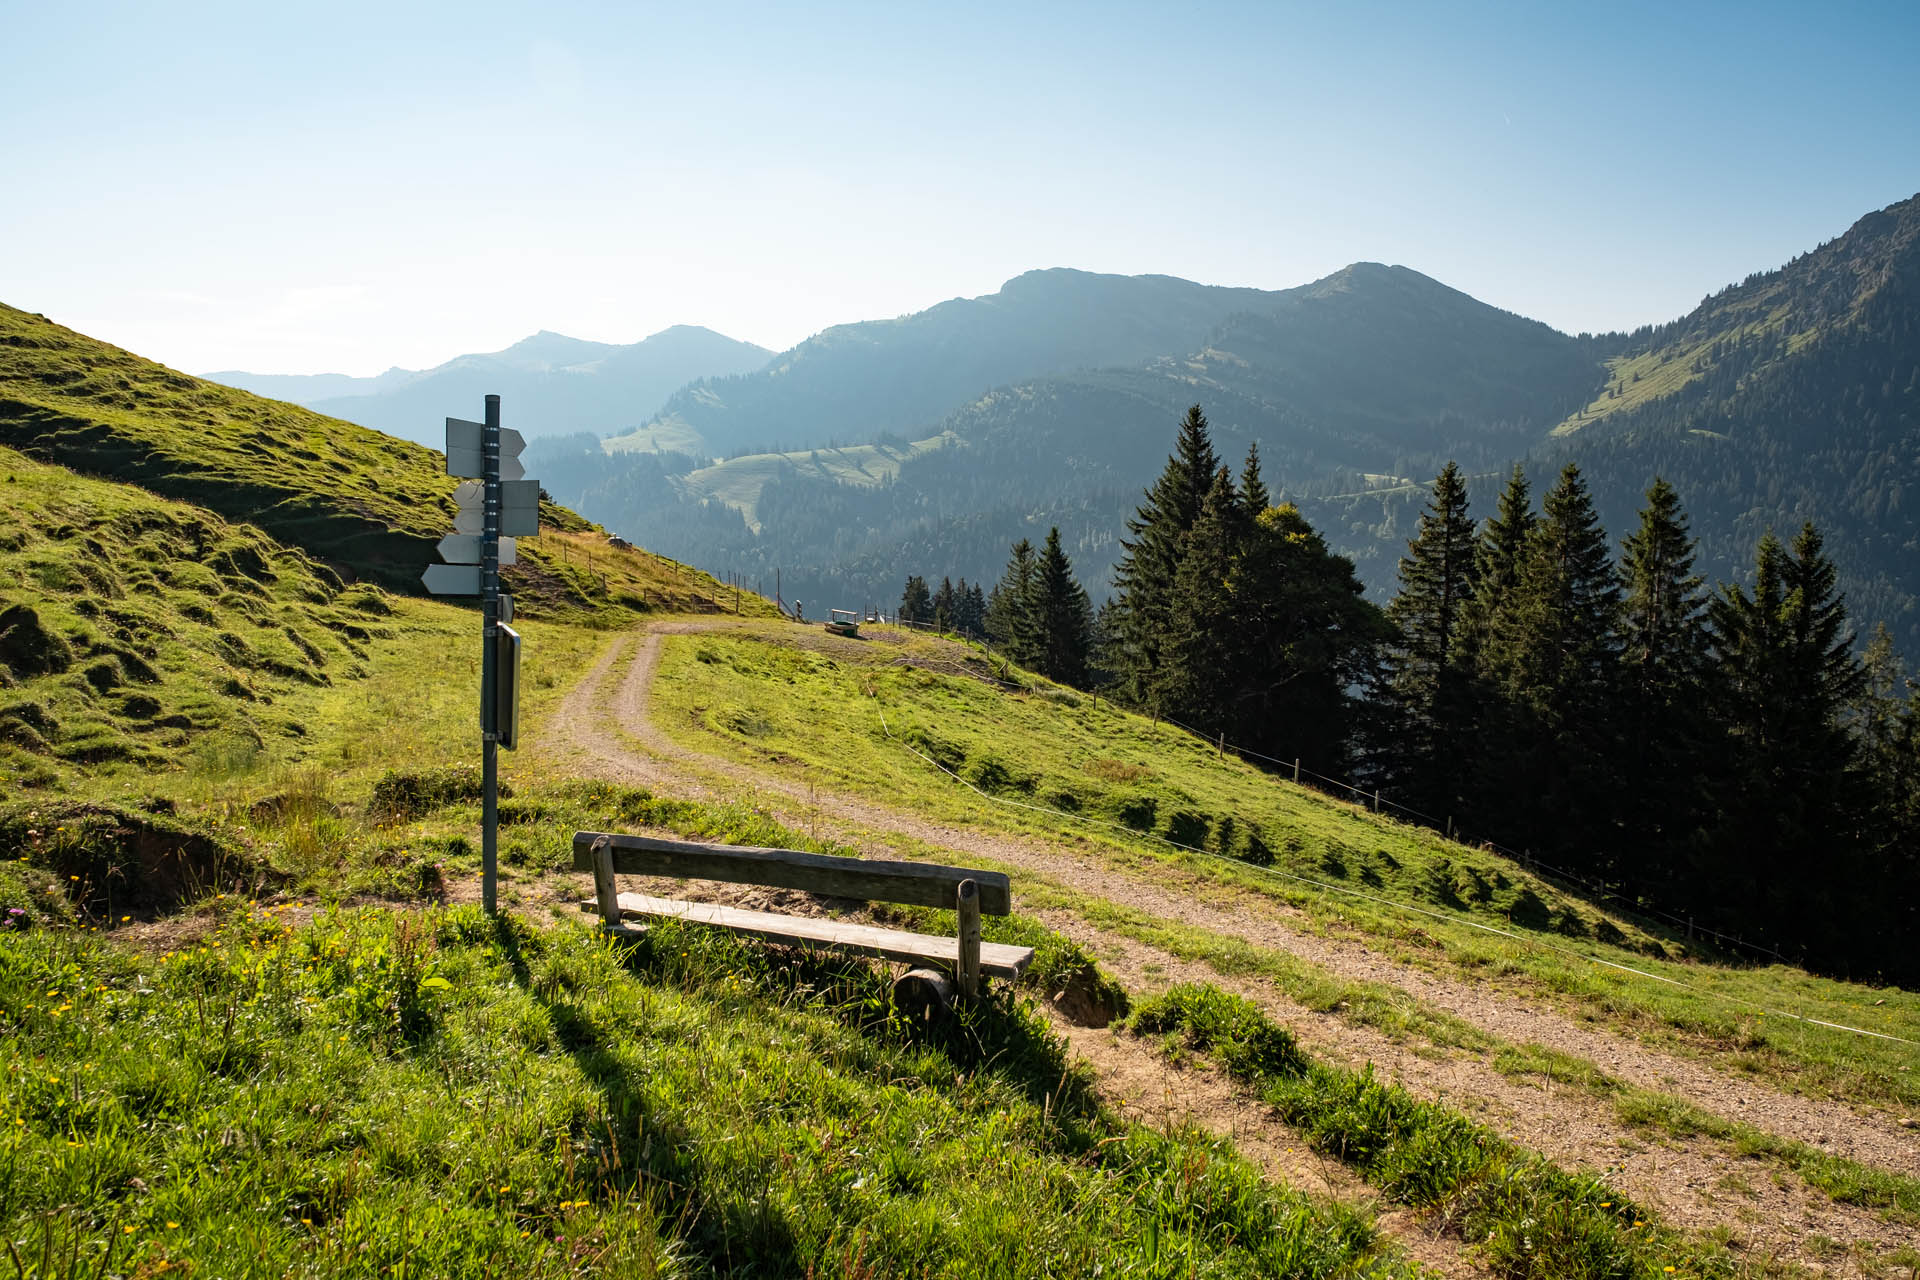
[1293,758,1301,783]
[955,878,982,999]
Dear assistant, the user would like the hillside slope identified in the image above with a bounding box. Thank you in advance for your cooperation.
[212,324,774,446]
[528,616,1920,1272]
[0,303,772,623]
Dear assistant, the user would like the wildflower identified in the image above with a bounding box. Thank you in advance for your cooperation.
[121,916,131,923]
[167,1221,179,1229]
[123,1226,135,1235]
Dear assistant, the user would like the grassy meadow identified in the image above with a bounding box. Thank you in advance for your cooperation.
[643,622,1920,1114]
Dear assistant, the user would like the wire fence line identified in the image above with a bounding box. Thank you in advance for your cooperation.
[871,703,1918,1048]
[861,614,1789,963]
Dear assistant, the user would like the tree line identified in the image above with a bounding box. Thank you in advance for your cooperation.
[899,404,1919,982]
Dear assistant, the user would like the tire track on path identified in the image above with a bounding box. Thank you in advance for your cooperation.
[533,621,1917,1270]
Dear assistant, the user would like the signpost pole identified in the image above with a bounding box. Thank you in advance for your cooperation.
[481,393,501,915]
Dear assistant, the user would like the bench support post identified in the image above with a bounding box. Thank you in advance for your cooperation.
[591,835,621,928]
[956,878,982,999]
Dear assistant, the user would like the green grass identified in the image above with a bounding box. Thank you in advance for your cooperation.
[673,433,956,528]
[642,623,1920,1113]
[1131,984,1754,1279]
[0,903,1423,1277]
[0,303,766,623]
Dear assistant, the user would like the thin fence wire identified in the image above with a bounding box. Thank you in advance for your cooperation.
[871,703,1919,1048]
[877,613,1787,961]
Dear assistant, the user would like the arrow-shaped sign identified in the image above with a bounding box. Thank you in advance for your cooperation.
[422,563,481,595]
[437,533,517,566]
[439,418,522,468]
[452,479,541,536]
[446,448,524,480]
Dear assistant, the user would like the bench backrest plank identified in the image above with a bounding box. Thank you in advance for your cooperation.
[571,831,1012,915]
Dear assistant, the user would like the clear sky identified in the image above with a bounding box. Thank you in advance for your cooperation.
[3,0,1916,376]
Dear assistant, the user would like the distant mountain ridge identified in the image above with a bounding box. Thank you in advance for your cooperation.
[536,193,1920,654]
[207,324,773,446]
[614,268,1304,458]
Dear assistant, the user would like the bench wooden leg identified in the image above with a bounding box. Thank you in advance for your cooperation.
[956,878,982,999]
[592,835,621,928]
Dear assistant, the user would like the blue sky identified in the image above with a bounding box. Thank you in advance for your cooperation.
[3,0,1916,375]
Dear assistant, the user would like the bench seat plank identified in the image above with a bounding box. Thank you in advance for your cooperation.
[594,891,1034,979]
[571,831,1012,915]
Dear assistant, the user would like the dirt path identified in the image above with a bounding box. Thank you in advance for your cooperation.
[1047,1011,1482,1278]
[532,624,1918,1272]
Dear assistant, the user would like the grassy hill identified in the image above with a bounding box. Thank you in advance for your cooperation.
[670,432,957,528]
[0,302,772,626]
[7,303,1920,1276]
[644,624,1920,1113]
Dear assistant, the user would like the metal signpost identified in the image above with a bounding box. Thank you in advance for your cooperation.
[423,395,539,914]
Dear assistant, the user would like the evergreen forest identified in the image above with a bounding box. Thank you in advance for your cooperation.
[900,406,1920,984]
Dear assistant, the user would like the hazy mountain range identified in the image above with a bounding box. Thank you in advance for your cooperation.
[207,325,772,446]
[220,192,1920,653]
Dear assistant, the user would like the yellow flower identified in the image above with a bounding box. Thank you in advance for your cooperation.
[167,1222,179,1229]
[123,1226,135,1235]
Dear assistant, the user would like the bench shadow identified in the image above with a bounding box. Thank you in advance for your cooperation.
[489,914,811,1278]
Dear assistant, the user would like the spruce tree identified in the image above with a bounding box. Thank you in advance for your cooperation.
[1111,405,1219,709]
[987,538,1039,665]
[1240,442,1271,517]
[1616,478,1711,886]
[932,576,956,632]
[899,575,931,625]
[1027,527,1095,687]
[1230,503,1389,773]
[1484,463,1622,852]
[1464,463,1536,666]
[1705,524,1866,957]
[1164,469,1242,729]
[1378,462,1479,817]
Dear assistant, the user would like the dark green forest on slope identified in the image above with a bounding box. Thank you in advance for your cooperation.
[535,193,1920,656]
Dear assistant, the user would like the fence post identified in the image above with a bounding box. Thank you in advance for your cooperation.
[1372,790,1380,812]
[1293,758,1301,783]
[1216,730,1224,758]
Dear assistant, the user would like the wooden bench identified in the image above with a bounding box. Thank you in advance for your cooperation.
[573,830,1033,999]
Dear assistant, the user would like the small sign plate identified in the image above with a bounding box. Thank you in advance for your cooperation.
[422,563,481,595]
[436,533,516,566]
[445,418,526,457]
[446,447,525,481]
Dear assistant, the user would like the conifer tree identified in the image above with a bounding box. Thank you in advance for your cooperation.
[1483,463,1622,851]
[899,575,931,625]
[1027,527,1095,687]
[1230,503,1389,772]
[932,576,956,632]
[1240,442,1271,517]
[1705,523,1867,956]
[1111,405,1219,708]
[1378,462,1479,816]
[1464,463,1536,666]
[987,538,1039,665]
[1164,469,1242,728]
[1615,478,1711,885]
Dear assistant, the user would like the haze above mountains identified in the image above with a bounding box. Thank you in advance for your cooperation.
[208,325,772,445]
[209,192,1920,650]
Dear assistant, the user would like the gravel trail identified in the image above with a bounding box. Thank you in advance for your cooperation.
[529,622,1919,1271]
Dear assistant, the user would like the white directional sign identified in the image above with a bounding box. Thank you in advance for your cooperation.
[447,448,524,481]
[451,479,540,536]
[422,563,481,595]
[444,418,526,478]
[436,533,517,567]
